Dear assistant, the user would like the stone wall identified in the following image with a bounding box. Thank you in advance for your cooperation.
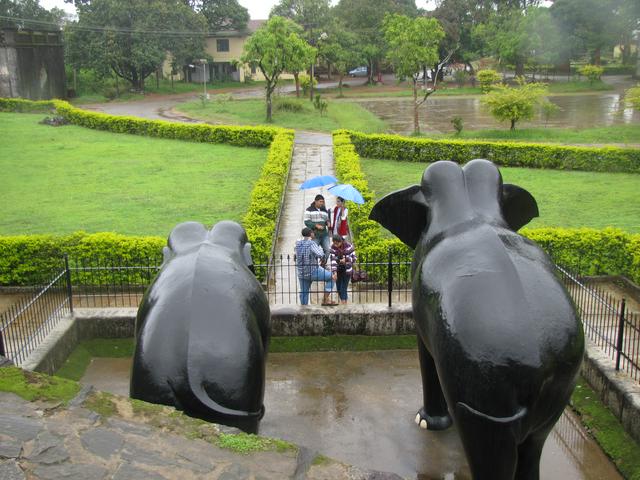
[0,28,66,99]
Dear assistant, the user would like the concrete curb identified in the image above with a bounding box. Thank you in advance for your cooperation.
[22,306,640,444]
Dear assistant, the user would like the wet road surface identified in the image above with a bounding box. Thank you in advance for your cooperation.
[81,351,621,479]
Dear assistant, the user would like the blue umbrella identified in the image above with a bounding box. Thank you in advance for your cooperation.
[328,184,365,204]
[299,175,338,190]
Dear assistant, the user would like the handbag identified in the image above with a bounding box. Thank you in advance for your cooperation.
[351,267,368,283]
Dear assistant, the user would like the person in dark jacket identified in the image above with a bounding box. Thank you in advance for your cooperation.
[304,194,331,260]
[329,234,357,304]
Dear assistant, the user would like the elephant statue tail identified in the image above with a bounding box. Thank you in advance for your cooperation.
[455,401,528,444]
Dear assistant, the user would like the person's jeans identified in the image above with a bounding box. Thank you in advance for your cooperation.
[298,266,334,305]
[313,233,331,260]
[336,272,350,301]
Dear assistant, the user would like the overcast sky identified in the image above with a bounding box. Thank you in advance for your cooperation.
[39,0,438,20]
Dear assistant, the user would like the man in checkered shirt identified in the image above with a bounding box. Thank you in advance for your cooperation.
[295,228,337,306]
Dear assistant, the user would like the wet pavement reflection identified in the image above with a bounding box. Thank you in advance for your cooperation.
[82,351,621,479]
[354,93,640,136]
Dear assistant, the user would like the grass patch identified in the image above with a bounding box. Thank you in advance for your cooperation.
[71,79,277,104]
[426,124,640,145]
[174,97,387,133]
[572,378,640,479]
[270,335,417,352]
[56,338,135,381]
[361,157,640,233]
[84,391,118,417]
[0,113,267,236]
[0,367,80,403]
[216,432,295,454]
[548,79,614,93]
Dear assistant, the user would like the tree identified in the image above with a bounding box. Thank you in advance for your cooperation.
[241,16,314,122]
[198,0,249,32]
[383,13,445,134]
[335,0,419,84]
[1,0,66,29]
[65,0,206,91]
[317,21,362,97]
[284,33,316,97]
[482,79,550,130]
[550,0,620,65]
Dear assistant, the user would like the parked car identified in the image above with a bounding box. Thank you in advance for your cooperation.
[349,66,368,77]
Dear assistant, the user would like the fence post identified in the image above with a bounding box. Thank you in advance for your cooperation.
[615,298,627,371]
[0,321,5,357]
[387,249,393,308]
[64,254,74,314]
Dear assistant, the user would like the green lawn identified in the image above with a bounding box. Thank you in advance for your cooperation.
[174,97,388,133]
[72,78,284,104]
[424,124,640,145]
[0,113,267,236]
[362,157,640,233]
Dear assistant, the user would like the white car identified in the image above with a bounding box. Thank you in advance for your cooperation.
[349,66,368,77]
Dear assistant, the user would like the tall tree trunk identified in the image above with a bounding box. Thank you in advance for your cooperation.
[338,74,344,98]
[515,59,525,77]
[593,47,601,66]
[294,72,300,98]
[636,34,640,79]
[510,119,516,130]
[266,84,273,122]
[115,75,119,97]
[413,80,420,135]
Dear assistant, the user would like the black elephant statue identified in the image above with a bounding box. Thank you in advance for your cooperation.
[130,220,270,433]
[370,159,584,480]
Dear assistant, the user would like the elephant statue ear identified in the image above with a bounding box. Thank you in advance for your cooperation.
[501,184,539,231]
[167,222,208,255]
[369,185,428,249]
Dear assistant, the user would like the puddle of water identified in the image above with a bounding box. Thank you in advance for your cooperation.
[354,93,640,135]
[82,351,621,479]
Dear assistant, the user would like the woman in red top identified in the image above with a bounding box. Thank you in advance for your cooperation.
[330,197,350,240]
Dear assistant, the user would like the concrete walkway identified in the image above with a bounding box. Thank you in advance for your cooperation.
[269,132,335,305]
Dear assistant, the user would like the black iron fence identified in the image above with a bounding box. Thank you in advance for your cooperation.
[0,256,73,366]
[1,251,638,381]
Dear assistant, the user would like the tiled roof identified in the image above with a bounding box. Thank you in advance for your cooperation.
[208,19,266,37]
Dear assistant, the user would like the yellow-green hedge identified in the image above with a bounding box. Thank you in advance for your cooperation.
[0,98,56,113]
[242,130,295,261]
[0,100,295,284]
[332,131,640,284]
[343,130,640,173]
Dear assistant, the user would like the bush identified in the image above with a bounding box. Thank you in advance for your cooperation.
[625,85,640,111]
[482,81,549,130]
[345,130,640,173]
[275,98,304,113]
[451,116,463,134]
[477,69,501,93]
[299,74,317,95]
[0,98,56,113]
[578,64,604,85]
[454,70,468,88]
[333,131,640,285]
[242,131,295,262]
[313,94,328,116]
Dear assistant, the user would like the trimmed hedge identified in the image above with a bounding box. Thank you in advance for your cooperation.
[343,130,640,174]
[332,131,640,285]
[1,98,282,147]
[0,98,56,113]
[0,100,295,285]
[242,130,295,261]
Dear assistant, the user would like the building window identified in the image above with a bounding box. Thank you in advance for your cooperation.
[216,39,229,52]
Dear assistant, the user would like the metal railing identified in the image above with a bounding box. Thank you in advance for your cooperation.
[0,256,72,366]
[1,250,638,381]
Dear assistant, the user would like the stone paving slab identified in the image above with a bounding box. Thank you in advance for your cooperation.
[0,372,403,480]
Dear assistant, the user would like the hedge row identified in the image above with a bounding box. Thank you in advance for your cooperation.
[1,98,282,147]
[0,98,56,113]
[332,131,640,284]
[242,130,295,261]
[0,101,295,285]
[343,130,640,174]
